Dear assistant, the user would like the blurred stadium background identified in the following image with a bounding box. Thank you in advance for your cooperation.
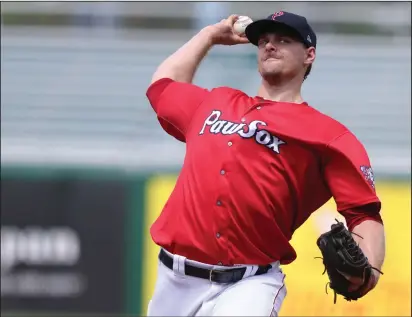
[1,1,411,316]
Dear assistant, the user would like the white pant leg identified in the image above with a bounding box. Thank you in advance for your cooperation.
[201,266,287,317]
[148,250,286,317]
[148,258,223,316]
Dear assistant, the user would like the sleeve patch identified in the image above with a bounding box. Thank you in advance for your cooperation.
[360,165,376,189]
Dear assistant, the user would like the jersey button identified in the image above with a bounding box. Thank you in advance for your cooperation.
[216,232,221,238]
[216,200,222,206]
[241,118,246,122]
[217,262,223,265]
[228,141,233,147]
[220,170,225,175]
[257,106,261,110]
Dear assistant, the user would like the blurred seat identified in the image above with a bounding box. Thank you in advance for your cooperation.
[1,27,410,175]
[1,2,411,26]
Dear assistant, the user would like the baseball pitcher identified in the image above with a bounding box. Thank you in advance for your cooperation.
[145,11,386,316]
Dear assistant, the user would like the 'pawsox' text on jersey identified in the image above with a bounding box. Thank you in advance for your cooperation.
[199,110,286,154]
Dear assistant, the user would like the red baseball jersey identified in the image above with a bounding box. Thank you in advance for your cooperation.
[146,78,381,266]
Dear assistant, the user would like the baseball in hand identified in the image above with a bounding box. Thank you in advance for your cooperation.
[233,16,253,36]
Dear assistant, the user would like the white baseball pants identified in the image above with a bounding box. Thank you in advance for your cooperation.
[147,249,287,316]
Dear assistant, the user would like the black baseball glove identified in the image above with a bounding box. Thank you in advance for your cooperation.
[316,219,383,303]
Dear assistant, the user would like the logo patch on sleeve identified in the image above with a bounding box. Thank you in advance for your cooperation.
[360,165,375,189]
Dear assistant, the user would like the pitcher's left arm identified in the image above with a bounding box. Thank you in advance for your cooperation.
[341,205,386,292]
[323,131,386,295]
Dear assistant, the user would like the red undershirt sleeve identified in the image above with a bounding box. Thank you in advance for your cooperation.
[340,205,383,232]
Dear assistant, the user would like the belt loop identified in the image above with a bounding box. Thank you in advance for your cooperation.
[242,265,258,278]
[250,265,259,276]
[173,254,186,275]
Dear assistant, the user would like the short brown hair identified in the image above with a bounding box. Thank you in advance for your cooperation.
[303,64,312,81]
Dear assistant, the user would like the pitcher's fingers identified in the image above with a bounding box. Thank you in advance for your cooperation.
[348,282,362,292]
[226,14,239,26]
[336,269,364,284]
[235,35,250,44]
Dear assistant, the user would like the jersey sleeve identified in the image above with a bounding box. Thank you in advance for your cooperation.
[323,131,381,212]
[340,205,383,232]
[146,78,210,142]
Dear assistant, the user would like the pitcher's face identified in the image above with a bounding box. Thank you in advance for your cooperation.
[257,29,315,81]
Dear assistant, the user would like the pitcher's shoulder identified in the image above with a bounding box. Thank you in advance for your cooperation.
[208,86,256,104]
[210,86,249,96]
[305,104,352,141]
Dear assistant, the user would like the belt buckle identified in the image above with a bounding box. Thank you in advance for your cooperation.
[209,268,226,283]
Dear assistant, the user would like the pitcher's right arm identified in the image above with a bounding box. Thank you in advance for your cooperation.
[151,15,249,84]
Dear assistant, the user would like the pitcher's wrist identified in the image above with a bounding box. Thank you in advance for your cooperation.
[199,26,218,47]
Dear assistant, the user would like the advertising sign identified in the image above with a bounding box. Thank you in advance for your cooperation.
[1,178,128,314]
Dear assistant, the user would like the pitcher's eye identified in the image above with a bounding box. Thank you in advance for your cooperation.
[279,38,291,44]
[258,39,268,47]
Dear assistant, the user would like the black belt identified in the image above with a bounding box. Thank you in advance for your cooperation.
[159,249,272,284]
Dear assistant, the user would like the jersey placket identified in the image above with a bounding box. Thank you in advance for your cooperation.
[224,102,263,265]
[248,100,265,112]
[240,102,264,126]
[213,136,234,265]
